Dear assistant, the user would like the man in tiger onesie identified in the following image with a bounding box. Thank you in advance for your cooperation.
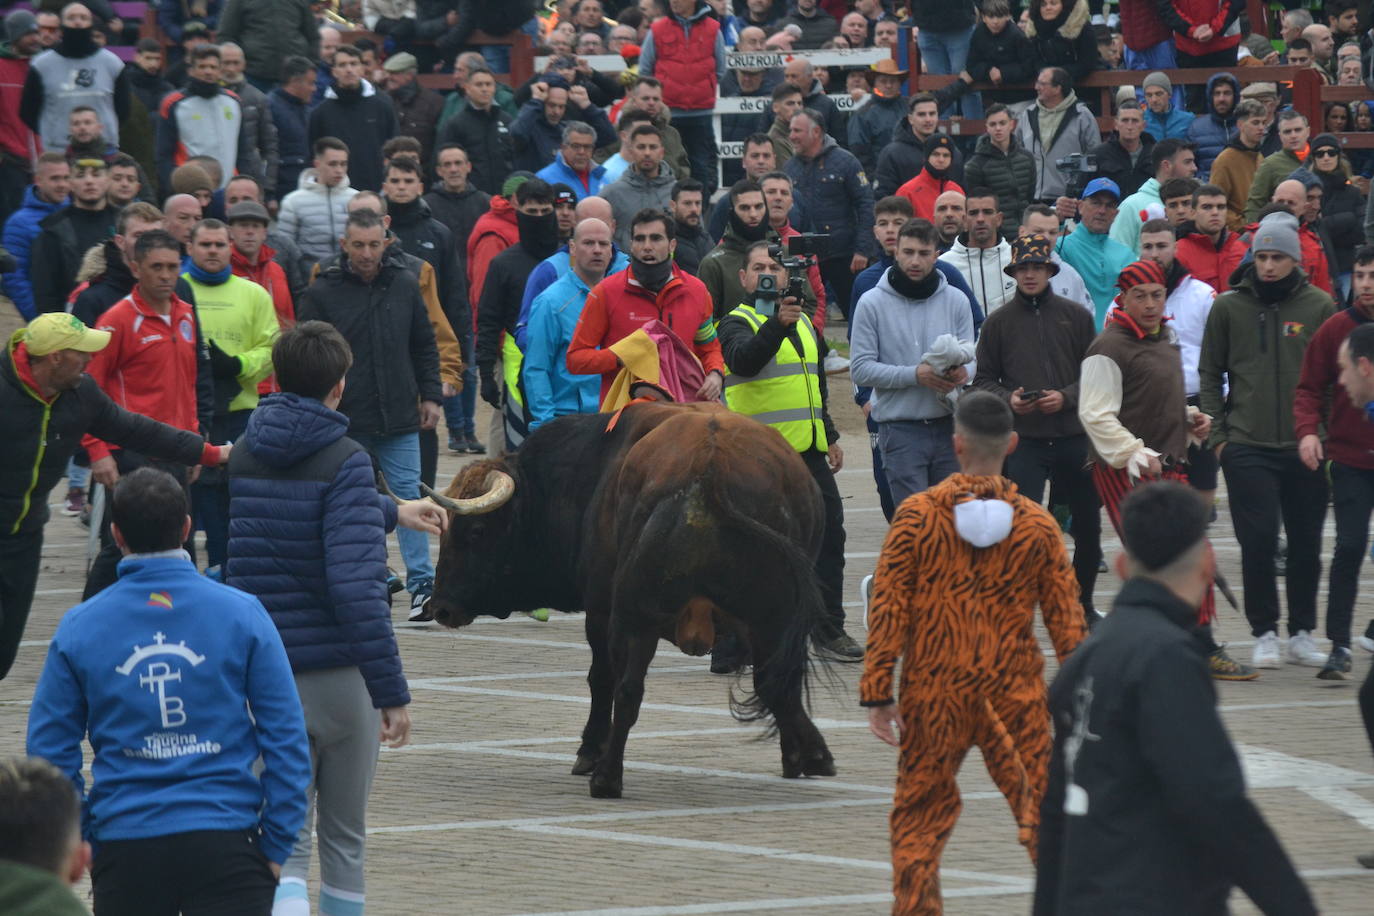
[862,390,1086,916]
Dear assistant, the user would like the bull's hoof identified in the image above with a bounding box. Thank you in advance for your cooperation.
[782,753,836,779]
[571,754,598,776]
[589,772,623,798]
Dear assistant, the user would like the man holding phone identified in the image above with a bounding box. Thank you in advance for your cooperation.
[974,235,1102,628]
[719,241,857,664]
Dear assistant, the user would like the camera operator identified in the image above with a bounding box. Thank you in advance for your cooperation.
[718,241,858,664]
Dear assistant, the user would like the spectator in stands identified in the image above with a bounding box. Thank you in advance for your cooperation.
[1,153,68,320]
[164,21,215,89]
[64,105,115,164]
[640,0,727,193]
[877,93,965,199]
[434,0,539,71]
[278,136,359,268]
[1141,72,1195,141]
[1111,139,1198,254]
[1026,0,1100,82]
[536,122,609,200]
[436,67,515,197]
[156,46,253,195]
[511,76,615,174]
[218,41,277,196]
[30,157,113,313]
[778,57,844,147]
[309,44,399,193]
[365,0,418,49]
[217,0,319,92]
[1056,177,1135,325]
[1159,0,1242,85]
[849,59,908,176]
[158,0,222,45]
[1303,23,1337,80]
[1187,73,1239,179]
[1016,67,1099,204]
[671,178,711,275]
[268,55,316,203]
[0,757,89,916]
[1280,7,1312,47]
[777,0,838,48]
[1246,109,1311,223]
[963,104,1036,241]
[1092,101,1155,199]
[20,3,128,154]
[786,108,877,320]
[0,12,43,223]
[381,52,443,169]
[963,0,1034,109]
[910,0,978,113]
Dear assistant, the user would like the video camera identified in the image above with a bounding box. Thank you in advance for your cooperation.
[1055,152,1098,200]
[754,233,830,319]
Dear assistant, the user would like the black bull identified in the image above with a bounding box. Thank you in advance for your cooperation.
[424,402,837,798]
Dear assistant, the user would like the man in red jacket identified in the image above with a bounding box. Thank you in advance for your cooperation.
[0,10,42,222]
[466,173,532,314]
[1294,245,1374,680]
[1176,183,1249,293]
[567,208,725,402]
[83,229,212,597]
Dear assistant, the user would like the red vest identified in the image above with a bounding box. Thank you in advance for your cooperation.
[1117,0,1171,51]
[650,14,719,112]
[1168,0,1242,56]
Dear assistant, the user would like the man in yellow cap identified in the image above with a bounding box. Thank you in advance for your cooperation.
[0,312,228,680]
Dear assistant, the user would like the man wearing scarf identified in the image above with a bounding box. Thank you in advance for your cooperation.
[698,178,779,322]
[154,45,253,193]
[20,2,129,154]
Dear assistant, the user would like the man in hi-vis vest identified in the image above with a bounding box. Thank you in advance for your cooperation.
[718,240,859,666]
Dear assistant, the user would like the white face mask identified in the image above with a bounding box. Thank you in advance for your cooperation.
[953,497,1014,548]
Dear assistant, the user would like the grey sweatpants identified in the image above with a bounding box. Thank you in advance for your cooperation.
[277,666,379,914]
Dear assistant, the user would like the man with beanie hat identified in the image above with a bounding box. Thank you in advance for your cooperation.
[1036,481,1317,914]
[19,3,129,154]
[0,11,43,222]
[973,235,1102,626]
[1142,72,1195,141]
[1199,211,1336,671]
[895,134,965,222]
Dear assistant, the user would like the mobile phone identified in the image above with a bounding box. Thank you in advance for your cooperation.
[1021,389,1044,401]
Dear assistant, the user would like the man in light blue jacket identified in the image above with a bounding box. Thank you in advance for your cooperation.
[850,218,976,506]
[524,218,620,427]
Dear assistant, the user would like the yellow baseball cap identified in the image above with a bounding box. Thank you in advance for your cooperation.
[24,313,111,357]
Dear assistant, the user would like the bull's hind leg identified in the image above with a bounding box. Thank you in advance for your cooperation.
[589,630,659,799]
[749,624,835,779]
[574,611,614,776]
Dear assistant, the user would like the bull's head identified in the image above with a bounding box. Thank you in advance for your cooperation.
[424,461,518,628]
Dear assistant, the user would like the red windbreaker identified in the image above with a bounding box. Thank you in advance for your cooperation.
[466,195,520,320]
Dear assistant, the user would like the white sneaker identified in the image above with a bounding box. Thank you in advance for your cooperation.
[1287,630,1327,667]
[824,353,850,375]
[1252,631,1282,669]
[860,574,873,629]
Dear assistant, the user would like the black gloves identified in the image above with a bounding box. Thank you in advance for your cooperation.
[479,371,501,408]
[208,341,241,381]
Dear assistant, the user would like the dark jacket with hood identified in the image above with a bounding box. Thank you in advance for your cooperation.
[848,92,905,175]
[268,85,311,201]
[224,74,279,194]
[29,204,116,313]
[388,79,446,166]
[875,116,966,199]
[307,79,399,192]
[509,95,616,175]
[296,246,442,437]
[1026,0,1101,81]
[1185,72,1239,178]
[1035,577,1318,916]
[436,102,514,197]
[388,196,471,349]
[1302,148,1364,276]
[424,183,490,314]
[1091,132,1157,198]
[963,134,1037,237]
[215,0,319,84]
[225,391,410,709]
[475,210,561,373]
[674,220,714,276]
[965,19,1034,105]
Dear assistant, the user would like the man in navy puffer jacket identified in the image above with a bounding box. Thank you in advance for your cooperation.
[225,320,446,916]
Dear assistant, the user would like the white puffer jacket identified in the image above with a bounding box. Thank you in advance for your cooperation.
[276,168,359,267]
[939,238,1016,315]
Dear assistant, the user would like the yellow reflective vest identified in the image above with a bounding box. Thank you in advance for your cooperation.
[722,303,827,453]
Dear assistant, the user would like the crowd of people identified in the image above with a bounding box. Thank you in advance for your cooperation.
[3,0,1374,912]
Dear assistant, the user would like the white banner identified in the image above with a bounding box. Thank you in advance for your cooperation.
[533,53,626,72]
[536,46,892,74]
[714,92,860,117]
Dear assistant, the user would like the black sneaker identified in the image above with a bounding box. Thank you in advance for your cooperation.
[1358,620,1374,654]
[447,435,465,453]
[1318,646,1353,680]
[1359,852,1374,869]
[408,581,434,622]
[1209,645,1259,681]
[815,632,864,662]
[386,568,405,595]
[463,433,486,455]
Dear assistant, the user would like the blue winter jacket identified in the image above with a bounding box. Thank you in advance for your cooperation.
[523,269,604,428]
[1143,103,1196,142]
[225,393,410,709]
[268,87,311,201]
[1186,73,1240,178]
[513,244,628,350]
[535,152,607,200]
[1,186,65,318]
[26,554,310,864]
[783,135,879,259]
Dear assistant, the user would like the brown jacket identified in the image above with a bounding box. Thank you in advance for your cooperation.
[1210,142,1262,232]
[1080,310,1190,465]
[972,289,1097,439]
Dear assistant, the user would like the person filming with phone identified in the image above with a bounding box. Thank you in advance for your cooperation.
[973,234,1102,630]
[718,240,859,665]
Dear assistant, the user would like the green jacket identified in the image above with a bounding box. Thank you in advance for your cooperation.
[181,272,280,414]
[438,81,518,125]
[0,861,89,915]
[1244,148,1305,223]
[1199,265,1335,449]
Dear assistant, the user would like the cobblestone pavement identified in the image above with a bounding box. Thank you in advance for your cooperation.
[5,393,1374,915]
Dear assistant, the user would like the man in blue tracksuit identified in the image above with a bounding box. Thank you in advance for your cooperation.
[225,319,445,916]
[27,466,311,915]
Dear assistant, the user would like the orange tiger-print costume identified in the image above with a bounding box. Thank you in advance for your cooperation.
[860,473,1086,916]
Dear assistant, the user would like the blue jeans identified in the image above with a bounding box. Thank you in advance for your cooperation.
[443,341,478,439]
[918,27,977,117]
[353,431,433,591]
[876,417,959,507]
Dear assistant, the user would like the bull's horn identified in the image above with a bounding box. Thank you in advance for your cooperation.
[376,470,404,505]
[423,471,515,515]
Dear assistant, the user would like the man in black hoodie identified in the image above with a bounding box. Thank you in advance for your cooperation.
[308,44,398,192]
[1036,481,1316,916]
[475,178,559,454]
